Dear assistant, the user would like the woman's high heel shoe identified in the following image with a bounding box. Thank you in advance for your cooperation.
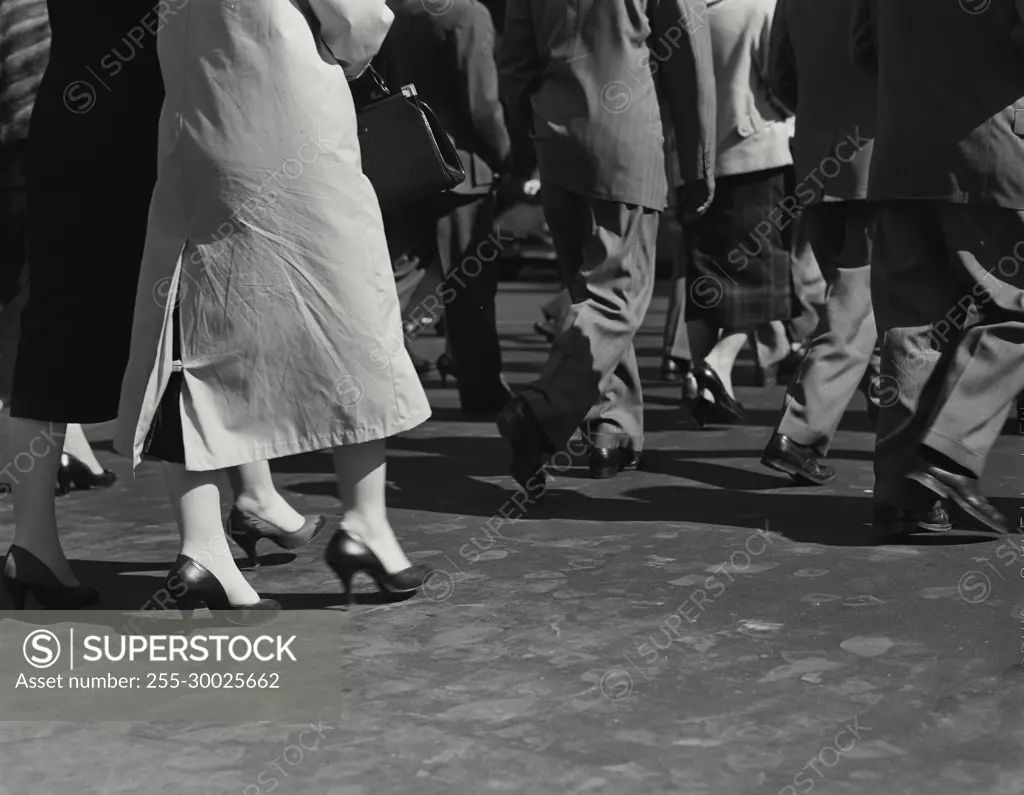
[0,546,99,609]
[695,363,745,424]
[56,453,117,497]
[226,507,328,568]
[324,527,433,604]
[167,555,279,625]
[436,353,456,387]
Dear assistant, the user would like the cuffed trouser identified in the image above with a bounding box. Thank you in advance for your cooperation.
[777,202,879,454]
[872,201,1024,506]
[786,210,828,342]
[522,185,658,451]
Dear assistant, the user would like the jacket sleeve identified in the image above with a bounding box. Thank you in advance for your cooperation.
[651,0,717,185]
[849,0,877,74]
[453,5,512,170]
[308,0,394,79]
[497,0,540,139]
[767,0,798,115]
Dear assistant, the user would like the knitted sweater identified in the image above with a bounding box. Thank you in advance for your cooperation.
[0,0,51,147]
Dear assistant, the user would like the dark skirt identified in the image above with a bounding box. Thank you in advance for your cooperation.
[684,166,793,331]
[9,0,163,423]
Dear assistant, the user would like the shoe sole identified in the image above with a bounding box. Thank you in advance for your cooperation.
[907,471,1011,534]
[760,456,835,486]
[589,459,642,480]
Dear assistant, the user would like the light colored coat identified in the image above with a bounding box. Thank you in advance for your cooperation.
[115,0,431,471]
[705,0,791,177]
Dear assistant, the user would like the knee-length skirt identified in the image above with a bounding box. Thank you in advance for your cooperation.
[684,166,793,331]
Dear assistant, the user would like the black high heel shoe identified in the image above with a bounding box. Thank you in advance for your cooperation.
[436,353,456,387]
[56,453,117,497]
[695,363,745,424]
[168,555,280,625]
[226,507,328,568]
[1,546,99,609]
[324,527,433,604]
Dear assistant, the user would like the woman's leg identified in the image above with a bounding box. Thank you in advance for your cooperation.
[686,319,720,400]
[332,439,410,573]
[62,423,105,475]
[8,419,76,585]
[163,462,260,605]
[704,331,748,399]
[226,461,304,533]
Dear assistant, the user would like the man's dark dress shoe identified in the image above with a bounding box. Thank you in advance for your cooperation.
[589,447,642,479]
[907,460,1011,534]
[872,501,953,537]
[496,396,554,494]
[760,433,836,485]
[534,317,558,342]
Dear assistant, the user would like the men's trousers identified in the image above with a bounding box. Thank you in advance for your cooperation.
[522,185,658,451]
[872,201,1024,507]
[435,192,504,403]
[777,202,879,454]
[662,243,692,361]
[786,210,828,342]
[387,192,505,406]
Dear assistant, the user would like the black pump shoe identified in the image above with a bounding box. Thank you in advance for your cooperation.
[167,555,280,625]
[1,546,98,609]
[226,507,328,568]
[324,527,433,603]
[56,453,117,496]
[695,363,745,424]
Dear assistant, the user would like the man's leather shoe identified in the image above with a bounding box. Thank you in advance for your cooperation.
[913,500,953,532]
[907,461,1011,534]
[872,501,953,536]
[496,396,554,494]
[760,433,836,485]
[589,447,642,479]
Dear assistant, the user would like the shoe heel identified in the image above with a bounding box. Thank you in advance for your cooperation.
[229,529,260,569]
[326,559,356,606]
[1,575,29,609]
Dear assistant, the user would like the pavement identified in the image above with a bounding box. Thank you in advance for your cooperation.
[1,280,1023,795]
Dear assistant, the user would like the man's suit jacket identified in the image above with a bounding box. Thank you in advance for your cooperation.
[769,0,875,202]
[377,0,510,196]
[850,0,1024,208]
[497,0,715,212]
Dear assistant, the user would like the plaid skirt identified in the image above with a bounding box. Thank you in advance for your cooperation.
[684,166,793,330]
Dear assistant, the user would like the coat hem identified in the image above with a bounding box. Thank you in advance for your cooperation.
[119,406,433,472]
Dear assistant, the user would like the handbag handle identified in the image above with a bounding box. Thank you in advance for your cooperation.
[365,65,392,98]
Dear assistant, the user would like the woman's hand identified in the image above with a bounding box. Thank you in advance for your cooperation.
[309,0,394,79]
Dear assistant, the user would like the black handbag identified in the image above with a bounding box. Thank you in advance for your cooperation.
[354,67,466,214]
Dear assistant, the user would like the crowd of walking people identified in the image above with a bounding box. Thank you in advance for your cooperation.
[1,0,1021,619]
